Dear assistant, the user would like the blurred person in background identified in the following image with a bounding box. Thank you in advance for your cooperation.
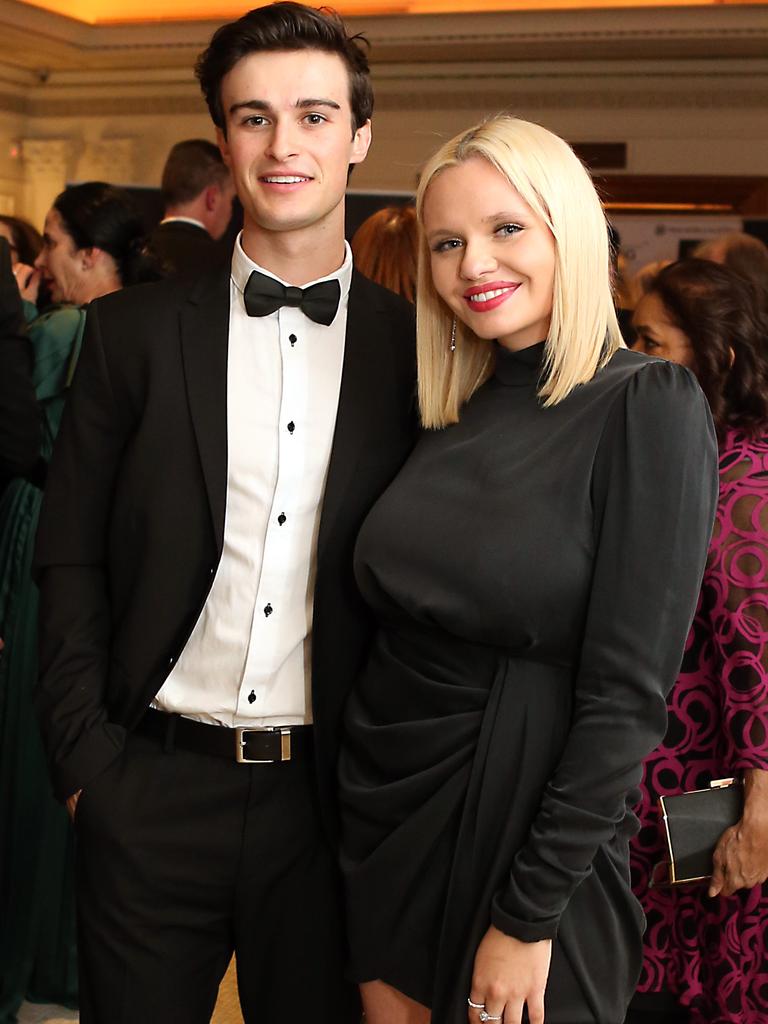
[0,236,38,501]
[628,258,768,1024]
[0,214,43,271]
[151,138,235,277]
[0,182,159,1024]
[607,222,635,345]
[628,258,672,310]
[351,203,417,303]
[694,231,768,317]
[0,214,51,315]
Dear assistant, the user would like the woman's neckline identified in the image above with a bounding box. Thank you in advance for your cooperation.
[492,340,546,386]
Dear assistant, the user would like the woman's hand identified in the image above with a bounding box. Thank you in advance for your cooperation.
[12,262,40,304]
[712,770,768,897]
[468,925,551,1024]
[709,770,768,898]
[709,819,768,896]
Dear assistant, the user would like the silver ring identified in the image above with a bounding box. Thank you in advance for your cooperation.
[468,998,485,1009]
[479,1013,503,1023]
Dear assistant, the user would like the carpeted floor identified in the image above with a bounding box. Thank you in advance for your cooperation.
[17,957,244,1024]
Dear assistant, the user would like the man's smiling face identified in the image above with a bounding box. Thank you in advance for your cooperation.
[217,48,371,241]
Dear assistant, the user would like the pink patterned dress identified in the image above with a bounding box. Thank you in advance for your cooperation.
[631,428,768,1024]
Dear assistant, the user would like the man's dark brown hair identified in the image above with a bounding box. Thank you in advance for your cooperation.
[195,2,373,138]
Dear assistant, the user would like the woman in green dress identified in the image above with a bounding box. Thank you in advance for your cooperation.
[0,183,160,1022]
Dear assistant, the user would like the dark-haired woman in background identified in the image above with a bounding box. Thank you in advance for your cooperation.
[628,259,768,1024]
[0,182,159,1021]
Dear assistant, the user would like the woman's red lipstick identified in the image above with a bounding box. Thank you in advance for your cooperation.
[463,281,520,313]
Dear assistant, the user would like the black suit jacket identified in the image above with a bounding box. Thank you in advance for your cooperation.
[150,220,227,279]
[34,267,416,833]
[0,238,40,494]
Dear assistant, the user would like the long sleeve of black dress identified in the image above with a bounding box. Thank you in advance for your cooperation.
[492,359,718,942]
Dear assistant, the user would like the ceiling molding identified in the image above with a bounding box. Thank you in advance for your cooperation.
[2,78,763,119]
[0,1,766,72]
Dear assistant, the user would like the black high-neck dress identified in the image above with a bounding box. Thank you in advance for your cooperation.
[339,342,718,1024]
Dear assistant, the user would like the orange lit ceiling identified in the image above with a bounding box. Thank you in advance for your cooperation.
[17,0,768,26]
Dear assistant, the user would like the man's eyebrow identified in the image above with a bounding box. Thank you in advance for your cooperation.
[228,98,341,116]
[296,98,341,111]
[228,99,273,116]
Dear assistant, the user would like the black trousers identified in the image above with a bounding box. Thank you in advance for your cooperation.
[73,726,359,1024]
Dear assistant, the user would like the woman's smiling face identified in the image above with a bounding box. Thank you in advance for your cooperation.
[422,156,556,353]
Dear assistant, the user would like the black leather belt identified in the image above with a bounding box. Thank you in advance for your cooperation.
[136,708,312,763]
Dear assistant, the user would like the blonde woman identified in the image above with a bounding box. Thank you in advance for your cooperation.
[338,115,719,1024]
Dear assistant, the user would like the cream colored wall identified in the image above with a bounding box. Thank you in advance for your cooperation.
[357,105,768,194]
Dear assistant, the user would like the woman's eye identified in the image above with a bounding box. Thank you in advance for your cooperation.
[496,223,523,237]
[433,239,462,253]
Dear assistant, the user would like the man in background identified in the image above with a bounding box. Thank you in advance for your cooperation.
[151,139,235,276]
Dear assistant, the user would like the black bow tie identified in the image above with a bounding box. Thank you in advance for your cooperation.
[243,270,341,327]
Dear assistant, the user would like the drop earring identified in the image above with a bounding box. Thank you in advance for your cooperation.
[450,317,457,352]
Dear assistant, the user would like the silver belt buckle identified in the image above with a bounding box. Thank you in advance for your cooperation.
[235,726,292,764]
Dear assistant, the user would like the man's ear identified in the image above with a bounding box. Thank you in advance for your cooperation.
[217,127,231,169]
[204,184,220,211]
[349,119,372,167]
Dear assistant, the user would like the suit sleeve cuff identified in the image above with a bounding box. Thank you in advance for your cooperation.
[50,721,127,802]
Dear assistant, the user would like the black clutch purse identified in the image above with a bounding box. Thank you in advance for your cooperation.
[659,777,744,884]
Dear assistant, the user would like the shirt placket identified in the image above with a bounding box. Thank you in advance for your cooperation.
[236,305,306,719]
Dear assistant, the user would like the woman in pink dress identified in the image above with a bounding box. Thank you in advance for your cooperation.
[629,258,768,1024]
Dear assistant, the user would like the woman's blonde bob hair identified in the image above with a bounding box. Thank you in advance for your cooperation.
[415,114,622,428]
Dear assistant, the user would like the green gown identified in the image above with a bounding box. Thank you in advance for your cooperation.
[0,303,85,1022]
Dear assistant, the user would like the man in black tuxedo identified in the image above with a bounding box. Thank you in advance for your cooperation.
[34,5,415,1022]
[0,237,39,498]
[150,139,235,278]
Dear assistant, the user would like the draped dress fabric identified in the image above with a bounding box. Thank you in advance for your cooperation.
[631,428,768,1024]
[0,304,85,1022]
[339,342,718,1024]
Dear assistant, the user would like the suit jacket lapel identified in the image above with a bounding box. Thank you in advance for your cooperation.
[317,271,392,564]
[179,268,231,555]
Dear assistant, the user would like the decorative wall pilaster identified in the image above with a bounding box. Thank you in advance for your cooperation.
[21,137,74,229]
[79,136,136,185]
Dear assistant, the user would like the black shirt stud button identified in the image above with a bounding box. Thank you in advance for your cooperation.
[278,513,286,526]
[287,421,295,434]
[247,690,256,704]
[289,334,297,347]
[264,603,273,617]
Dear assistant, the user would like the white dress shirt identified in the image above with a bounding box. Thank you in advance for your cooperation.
[154,233,351,727]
